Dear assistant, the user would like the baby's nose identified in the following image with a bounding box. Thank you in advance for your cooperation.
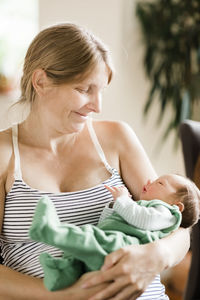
[147,180,152,185]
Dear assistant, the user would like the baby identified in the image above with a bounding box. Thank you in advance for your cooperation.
[102,173,200,229]
[29,174,200,291]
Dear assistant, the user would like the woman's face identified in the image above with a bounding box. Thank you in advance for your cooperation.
[38,61,109,134]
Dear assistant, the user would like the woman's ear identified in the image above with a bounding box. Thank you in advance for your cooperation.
[32,69,50,96]
[176,202,184,212]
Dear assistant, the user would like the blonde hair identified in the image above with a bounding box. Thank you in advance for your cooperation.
[18,23,114,106]
[174,178,200,228]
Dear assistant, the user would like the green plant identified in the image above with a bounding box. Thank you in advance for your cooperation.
[136,0,200,141]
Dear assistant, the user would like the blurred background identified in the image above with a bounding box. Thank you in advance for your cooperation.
[1,1,200,299]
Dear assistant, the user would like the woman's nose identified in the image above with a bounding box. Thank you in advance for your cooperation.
[88,93,102,113]
[147,180,152,185]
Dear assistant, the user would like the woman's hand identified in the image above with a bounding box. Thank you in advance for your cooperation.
[82,243,167,300]
[60,271,110,300]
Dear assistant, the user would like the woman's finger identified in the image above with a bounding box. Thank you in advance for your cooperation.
[109,284,143,300]
[88,277,128,300]
[82,267,116,288]
[88,276,143,300]
[101,247,127,271]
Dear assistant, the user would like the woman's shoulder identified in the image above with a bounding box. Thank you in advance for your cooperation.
[92,119,134,138]
[92,119,138,148]
[0,127,12,146]
[0,128,13,174]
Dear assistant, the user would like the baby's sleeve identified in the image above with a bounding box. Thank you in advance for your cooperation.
[113,196,179,231]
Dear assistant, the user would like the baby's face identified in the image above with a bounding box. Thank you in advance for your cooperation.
[140,174,184,204]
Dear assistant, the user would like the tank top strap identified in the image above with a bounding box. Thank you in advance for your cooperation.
[12,124,22,180]
[87,118,113,174]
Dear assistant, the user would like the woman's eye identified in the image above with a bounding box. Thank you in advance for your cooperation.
[76,87,89,93]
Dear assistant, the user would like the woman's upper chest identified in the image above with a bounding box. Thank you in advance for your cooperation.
[10,138,118,193]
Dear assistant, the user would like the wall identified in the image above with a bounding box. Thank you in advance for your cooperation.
[38,0,185,175]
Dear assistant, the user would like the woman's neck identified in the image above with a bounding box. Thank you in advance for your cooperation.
[18,111,82,153]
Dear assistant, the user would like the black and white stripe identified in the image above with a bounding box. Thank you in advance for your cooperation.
[0,169,123,278]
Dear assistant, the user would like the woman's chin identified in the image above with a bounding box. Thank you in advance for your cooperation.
[69,121,86,134]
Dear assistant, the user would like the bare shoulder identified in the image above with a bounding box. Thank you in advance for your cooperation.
[0,128,13,176]
[0,128,12,231]
[92,119,131,133]
[92,119,139,150]
[0,128,13,150]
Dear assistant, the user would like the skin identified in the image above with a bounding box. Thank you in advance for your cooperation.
[140,174,185,205]
[0,60,190,300]
[106,174,185,212]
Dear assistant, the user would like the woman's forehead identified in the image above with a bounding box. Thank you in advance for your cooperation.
[75,60,108,82]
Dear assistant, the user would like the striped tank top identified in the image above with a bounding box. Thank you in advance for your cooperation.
[0,119,168,299]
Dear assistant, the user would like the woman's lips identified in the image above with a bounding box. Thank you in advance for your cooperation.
[74,112,89,119]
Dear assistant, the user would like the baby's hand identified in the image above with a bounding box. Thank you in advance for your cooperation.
[105,185,130,201]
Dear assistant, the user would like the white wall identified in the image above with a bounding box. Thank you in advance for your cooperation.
[38,0,185,176]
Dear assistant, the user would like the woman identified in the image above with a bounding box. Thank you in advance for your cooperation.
[0,23,189,300]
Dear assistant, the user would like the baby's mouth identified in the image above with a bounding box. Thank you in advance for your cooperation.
[142,185,147,193]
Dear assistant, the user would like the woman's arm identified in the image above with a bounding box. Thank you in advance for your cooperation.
[83,121,190,300]
[0,264,110,300]
[116,121,157,199]
[94,120,157,199]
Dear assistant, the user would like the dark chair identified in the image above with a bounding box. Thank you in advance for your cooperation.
[179,119,200,300]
